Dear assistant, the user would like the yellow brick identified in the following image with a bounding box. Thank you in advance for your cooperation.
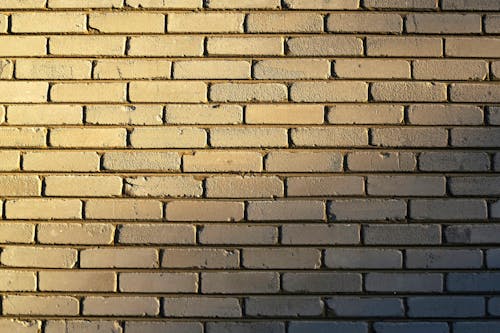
[0,128,46,148]
[208,0,280,8]
[0,36,46,56]
[265,151,343,172]
[0,82,48,102]
[413,60,488,81]
[118,224,195,244]
[0,60,13,79]
[0,246,77,268]
[446,38,500,57]
[247,13,323,32]
[102,152,181,172]
[0,176,41,196]
[48,0,123,8]
[210,128,288,148]
[45,176,123,197]
[183,151,263,172]
[0,0,46,8]
[406,14,481,34]
[284,0,358,9]
[372,128,448,147]
[12,12,86,33]
[129,81,207,103]
[23,151,100,172]
[85,199,163,220]
[0,320,41,333]
[90,13,165,33]
[83,297,159,316]
[3,296,79,316]
[291,82,368,102]
[119,272,197,293]
[0,270,36,291]
[287,176,365,196]
[166,201,244,221]
[291,127,368,147]
[173,60,250,79]
[130,127,207,148]
[50,36,125,56]
[287,36,363,56]
[168,13,244,33]
[0,14,7,33]
[246,105,324,124]
[254,59,330,79]
[450,84,500,103]
[127,0,202,8]
[94,59,171,79]
[0,151,20,171]
[7,105,82,125]
[85,105,163,125]
[39,271,116,292]
[51,83,126,102]
[124,176,202,197]
[129,36,203,56]
[335,59,410,79]
[38,223,115,245]
[80,248,159,268]
[347,151,416,171]
[207,37,284,56]
[165,105,242,124]
[328,105,404,124]
[210,83,288,102]
[50,128,127,148]
[371,82,447,102]
[16,59,92,79]
[367,37,442,57]
[205,176,284,198]
[5,199,82,220]
[327,13,402,33]
[0,223,35,243]
[408,105,483,125]
[365,0,436,9]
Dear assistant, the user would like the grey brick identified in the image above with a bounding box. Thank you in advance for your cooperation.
[281,224,360,245]
[487,249,500,268]
[374,322,449,333]
[451,128,500,147]
[489,106,500,125]
[327,297,404,317]
[242,248,321,269]
[489,298,500,316]
[454,322,500,333]
[325,248,402,269]
[419,151,490,172]
[201,272,279,294]
[163,297,241,318]
[448,273,500,292]
[367,175,445,196]
[449,176,500,196]
[491,200,500,218]
[198,225,278,245]
[446,225,500,244]
[282,273,362,293]
[245,297,323,317]
[364,224,441,245]
[328,199,406,221]
[408,297,485,318]
[409,199,487,220]
[125,321,202,333]
[206,322,284,333]
[406,249,483,269]
[365,273,443,293]
[289,321,368,333]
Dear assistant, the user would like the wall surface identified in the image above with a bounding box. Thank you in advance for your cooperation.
[0,0,499,332]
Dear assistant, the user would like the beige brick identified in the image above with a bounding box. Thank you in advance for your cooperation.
[0,59,13,78]
[0,128,46,148]
[367,37,442,57]
[451,128,500,147]
[50,128,126,148]
[335,59,410,79]
[329,199,407,221]
[413,60,488,80]
[419,152,490,172]
[129,36,203,56]
[211,83,287,102]
[162,248,239,269]
[246,104,324,125]
[284,0,358,9]
[86,105,162,125]
[163,297,241,318]
[124,176,202,197]
[50,36,125,56]
[7,105,82,125]
[125,321,201,333]
[208,0,279,8]
[291,82,367,102]
[118,224,195,244]
[0,175,40,196]
[12,12,86,33]
[0,82,47,103]
[40,271,116,292]
[83,297,159,316]
[371,82,447,102]
[0,0,45,8]
[485,15,500,33]
[0,36,46,56]
[102,151,181,172]
[90,13,164,33]
[0,223,34,243]
[207,37,283,56]
[3,296,79,316]
[169,13,243,33]
[368,175,446,196]
[493,62,500,79]
[372,128,448,147]
[406,14,481,34]
[120,273,197,293]
[365,0,437,9]
[247,200,325,221]
[265,151,343,172]
[81,248,159,268]
[243,248,321,269]
[94,59,171,79]
[0,271,36,291]
[210,128,288,148]
[408,105,483,125]
[328,105,404,124]
[202,272,279,294]
[347,151,416,171]
[6,199,81,219]
[291,127,368,147]
[248,12,323,32]
[282,224,360,245]
[0,246,77,268]
[23,151,100,172]
[287,176,364,196]
[450,84,500,103]
[442,0,500,10]
[44,320,122,333]
[130,127,206,148]
[166,201,244,221]
[45,176,122,197]
[254,59,330,79]
[49,0,123,7]
[183,151,262,172]
[490,107,500,124]
[51,83,126,103]
[0,105,4,123]
[165,105,243,124]
[446,38,500,57]
[85,199,163,220]
[174,60,250,79]
[199,225,278,245]
[206,176,284,198]
[127,0,201,8]
[130,81,207,103]
[328,13,402,33]
[38,223,114,245]
[0,151,19,171]
[288,36,363,56]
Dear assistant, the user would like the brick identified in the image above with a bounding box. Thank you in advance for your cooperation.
[347,152,416,171]
[243,248,321,269]
[126,322,202,333]
[164,297,241,318]
[0,271,36,291]
[446,225,500,244]
[45,176,122,197]
[0,0,46,8]
[284,0,358,9]
[328,13,402,33]
[485,15,500,33]
[207,37,283,56]
[90,13,164,33]
[125,176,202,197]
[448,273,500,292]
[329,199,407,221]
[130,81,207,103]
[51,83,126,102]
[45,321,123,333]
[80,248,158,268]
[408,297,485,318]
[254,59,330,79]
[39,271,116,292]
[364,0,437,9]
[325,248,402,269]
[166,201,244,221]
[283,273,362,293]
[0,36,46,56]
[449,176,500,196]
[0,246,77,268]
[0,60,13,78]
[266,151,342,172]
[166,105,242,124]
[446,38,500,57]
[367,37,442,57]
[205,176,283,198]
[38,223,114,245]
[247,200,325,221]
[407,14,481,34]
[454,322,500,333]
[119,224,195,244]
[49,0,123,7]
[372,82,447,102]
[16,59,91,80]
[413,60,488,81]
[202,272,279,294]
[0,151,19,171]
[127,0,202,8]
[0,320,41,333]
[246,297,323,317]
[0,223,34,243]
[23,151,100,172]
[282,224,360,245]
[451,128,500,147]
[291,127,368,147]
[327,297,404,317]
[0,175,40,196]
[246,105,324,124]
[372,128,448,147]
[183,151,262,172]
[8,105,82,125]
[174,61,250,79]
[365,273,443,293]
[492,200,500,218]
[86,105,162,125]
[247,13,323,33]
[408,104,483,125]
[120,273,197,293]
[3,295,79,316]
[411,199,487,220]
[494,63,500,80]
[83,297,159,316]
[287,176,364,196]
[85,199,163,220]
[130,128,206,148]
[162,248,239,269]
[335,60,409,79]
[50,128,126,148]
[211,83,287,102]
[367,175,445,196]
[50,36,125,56]
[489,249,500,268]
[374,322,448,333]
[490,298,500,316]
[292,82,367,102]
[5,199,81,219]
[207,322,284,333]
[199,224,278,245]
[0,82,48,103]
[103,152,181,172]
[442,0,500,10]
[169,13,243,33]
[451,84,500,103]
[12,12,86,33]
[94,59,171,79]
[210,128,288,147]
[289,322,367,333]
[287,36,363,56]
[364,224,441,245]
[407,249,483,269]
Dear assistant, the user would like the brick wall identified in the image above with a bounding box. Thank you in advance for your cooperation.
[0,0,499,332]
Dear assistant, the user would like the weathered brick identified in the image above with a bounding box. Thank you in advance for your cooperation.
[243,248,321,269]
[265,151,343,172]
[16,59,91,79]
[364,0,437,9]
[83,297,159,316]
[291,82,368,102]
[166,105,242,124]
[442,0,500,10]
[202,272,279,294]
[292,127,368,147]
[0,82,48,103]
[211,83,287,102]
[12,12,86,33]
[5,199,81,219]
[335,60,410,79]
[39,271,116,292]
[206,176,283,198]
[0,151,19,171]
[364,224,441,245]
[130,81,207,103]
[367,175,445,196]
[118,224,195,245]
[90,12,164,33]
[85,199,163,220]
[50,128,126,148]
[246,105,324,124]
[207,37,283,56]
[247,200,325,221]
[169,13,243,32]
[23,151,99,172]
[0,60,13,79]
[120,273,197,293]
[0,0,46,8]
[0,175,40,196]
[451,83,500,103]
[284,272,361,293]
[284,0,358,9]
[50,36,125,56]
[406,14,481,34]
[162,248,239,269]
[130,127,206,148]
[210,128,288,147]
[45,176,122,197]
[287,36,363,56]
[448,273,500,292]
[347,151,416,171]
[372,82,447,102]
[485,15,500,33]
[199,224,278,245]
[367,37,442,57]
[125,176,202,198]
[247,13,323,33]
[103,152,181,172]
[49,0,123,8]
[38,223,114,245]
[0,320,41,333]
[164,297,242,318]
[327,297,404,317]
[446,225,500,244]
[410,199,487,220]
[246,297,323,317]
[282,224,360,245]
[3,295,79,316]
[366,273,443,293]
[94,60,171,79]
[408,104,483,125]
[406,249,483,269]
[413,60,488,81]
[328,13,402,33]
[126,321,202,333]
[325,248,402,269]
[51,83,126,102]
[451,128,500,147]
[287,176,364,196]
[372,128,448,147]
[449,176,500,196]
[446,38,500,57]
[174,61,250,79]
[44,321,123,333]
[129,36,203,56]
[207,322,284,333]
[166,201,244,221]
[408,297,485,318]
[0,36,46,56]
[0,271,36,291]
[0,223,34,243]
[8,105,82,125]
[80,248,159,268]
[127,0,201,8]
[329,199,407,221]
[184,151,262,172]
[0,246,77,268]
[86,105,162,125]
[254,59,330,79]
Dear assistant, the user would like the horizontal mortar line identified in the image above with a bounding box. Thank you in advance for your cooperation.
[2,147,500,151]
[2,124,499,128]
[2,78,500,82]
[4,56,500,60]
